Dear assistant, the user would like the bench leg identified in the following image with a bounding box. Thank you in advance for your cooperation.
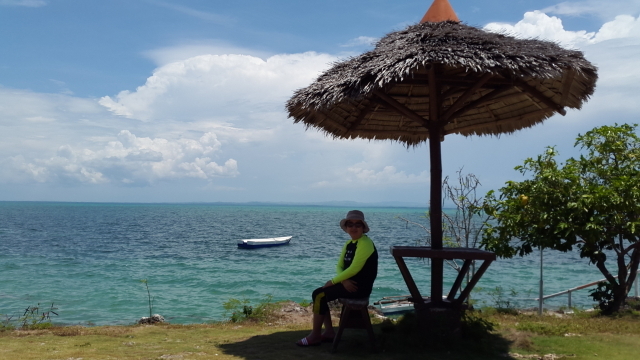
[361,307,377,352]
[331,306,350,353]
[331,305,377,353]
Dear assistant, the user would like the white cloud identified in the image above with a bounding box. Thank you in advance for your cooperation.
[1,51,338,191]
[99,52,336,123]
[591,15,640,42]
[5,130,238,185]
[484,11,640,48]
[0,0,46,7]
[484,11,594,48]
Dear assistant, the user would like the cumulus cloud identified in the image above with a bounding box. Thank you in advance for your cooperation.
[0,0,46,7]
[591,15,640,42]
[5,130,237,185]
[484,11,640,48]
[1,51,337,191]
[99,52,336,123]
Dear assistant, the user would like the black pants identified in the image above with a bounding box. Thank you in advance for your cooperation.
[311,283,369,315]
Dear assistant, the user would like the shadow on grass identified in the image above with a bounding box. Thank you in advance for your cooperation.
[219,313,514,360]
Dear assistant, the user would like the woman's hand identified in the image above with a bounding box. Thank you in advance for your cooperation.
[323,280,334,288]
[342,279,358,293]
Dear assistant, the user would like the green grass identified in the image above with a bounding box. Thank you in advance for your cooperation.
[526,334,640,359]
[0,308,638,360]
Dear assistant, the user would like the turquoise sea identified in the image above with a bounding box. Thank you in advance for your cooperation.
[0,202,633,326]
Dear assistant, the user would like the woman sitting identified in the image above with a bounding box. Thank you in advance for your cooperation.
[296,210,378,346]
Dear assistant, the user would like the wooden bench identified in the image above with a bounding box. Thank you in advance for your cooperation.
[331,297,377,353]
[390,246,496,309]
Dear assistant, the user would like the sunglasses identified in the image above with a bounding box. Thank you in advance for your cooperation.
[345,221,364,228]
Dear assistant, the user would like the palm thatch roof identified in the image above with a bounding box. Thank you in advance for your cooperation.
[287,21,598,146]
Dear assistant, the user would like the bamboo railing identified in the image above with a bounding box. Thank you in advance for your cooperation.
[536,271,640,308]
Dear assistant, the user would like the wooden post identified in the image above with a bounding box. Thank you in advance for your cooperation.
[539,247,544,315]
[448,260,472,301]
[429,65,444,305]
[392,254,426,307]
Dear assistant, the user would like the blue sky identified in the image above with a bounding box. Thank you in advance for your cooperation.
[1,0,640,205]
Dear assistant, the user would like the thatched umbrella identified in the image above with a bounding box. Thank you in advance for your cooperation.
[287,0,597,311]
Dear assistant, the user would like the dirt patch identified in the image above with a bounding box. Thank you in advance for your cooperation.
[268,300,385,326]
[268,301,339,326]
[268,301,312,325]
[509,353,576,359]
[502,328,534,350]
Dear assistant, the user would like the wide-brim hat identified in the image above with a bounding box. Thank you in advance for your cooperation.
[339,210,370,233]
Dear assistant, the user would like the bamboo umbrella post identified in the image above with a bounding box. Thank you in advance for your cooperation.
[429,64,444,300]
[429,64,444,304]
[429,125,444,304]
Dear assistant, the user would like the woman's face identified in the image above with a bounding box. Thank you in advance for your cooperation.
[345,220,364,240]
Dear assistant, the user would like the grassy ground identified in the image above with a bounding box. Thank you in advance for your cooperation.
[1,305,639,360]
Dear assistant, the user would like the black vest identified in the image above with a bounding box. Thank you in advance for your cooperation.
[342,240,378,295]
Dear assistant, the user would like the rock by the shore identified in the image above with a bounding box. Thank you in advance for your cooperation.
[137,314,165,325]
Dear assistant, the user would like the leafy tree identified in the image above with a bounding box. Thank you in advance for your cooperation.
[482,124,640,314]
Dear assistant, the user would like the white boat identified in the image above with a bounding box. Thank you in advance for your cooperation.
[376,301,415,315]
[237,236,292,249]
[375,295,444,316]
[374,296,416,315]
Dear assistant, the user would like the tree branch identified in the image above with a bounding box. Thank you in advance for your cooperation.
[595,257,619,287]
[397,216,431,235]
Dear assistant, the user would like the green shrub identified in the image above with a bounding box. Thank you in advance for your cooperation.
[222,295,276,323]
[1,303,58,330]
[487,286,519,312]
[589,281,615,311]
[1,315,16,332]
[461,311,496,341]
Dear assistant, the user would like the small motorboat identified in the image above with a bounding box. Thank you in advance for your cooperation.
[237,236,292,249]
[374,295,440,316]
[374,295,416,316]
[376,301,415,316]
